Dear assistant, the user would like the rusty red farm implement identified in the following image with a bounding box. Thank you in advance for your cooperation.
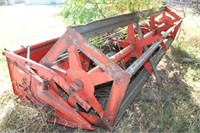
[2,7,182,130]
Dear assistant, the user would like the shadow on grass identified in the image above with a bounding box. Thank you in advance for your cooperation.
[171,44,200,81]
[131,44,200,132]
[114,44,200,132]
[171,45,193,61]
[115,67,200,132]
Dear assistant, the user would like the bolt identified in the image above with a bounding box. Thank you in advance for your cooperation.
[105,119,110,123]
[74,79,84,90]
[14,62,17,66]
[43,79,48,90]
[69,86,76,95]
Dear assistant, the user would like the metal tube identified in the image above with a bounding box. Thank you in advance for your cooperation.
[115,37,174,125]
[125,20,182,76]
[125,38,164,76]
[136,22,162,87]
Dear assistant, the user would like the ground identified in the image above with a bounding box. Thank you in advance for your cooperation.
[0,4,66,95]
[0,5,200,132]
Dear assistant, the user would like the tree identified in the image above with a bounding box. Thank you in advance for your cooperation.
[61,0,162,25]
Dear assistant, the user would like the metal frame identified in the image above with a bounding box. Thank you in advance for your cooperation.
[2,6,182,130]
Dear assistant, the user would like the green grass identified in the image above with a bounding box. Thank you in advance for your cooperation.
[0,6,200,133]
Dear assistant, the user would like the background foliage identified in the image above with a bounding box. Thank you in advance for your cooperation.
[61,0,162,25]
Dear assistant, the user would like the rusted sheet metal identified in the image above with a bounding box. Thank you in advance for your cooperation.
[2,6,182,130]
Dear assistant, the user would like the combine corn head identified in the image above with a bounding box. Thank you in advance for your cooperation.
[2,7,182,130]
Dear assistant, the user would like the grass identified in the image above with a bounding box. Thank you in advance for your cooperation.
[171,8,200,90]
[0,5,200,133]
